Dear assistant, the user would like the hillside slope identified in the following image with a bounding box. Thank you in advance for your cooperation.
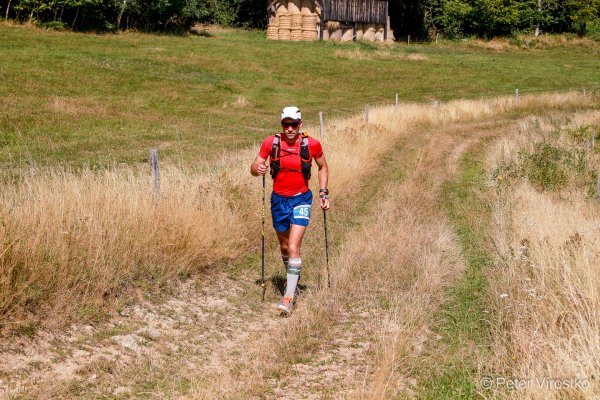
[2,93,598,399]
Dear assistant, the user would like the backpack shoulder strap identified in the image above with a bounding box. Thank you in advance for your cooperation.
[300,134,310,160]
[271,134,281,160]
[300,134,312,180]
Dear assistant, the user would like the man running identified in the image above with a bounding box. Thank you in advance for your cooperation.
[250,106,330,315]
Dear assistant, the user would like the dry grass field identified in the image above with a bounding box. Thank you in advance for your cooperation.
[1,90,598,399]
[482,114,600,399]
[2,22,600,399]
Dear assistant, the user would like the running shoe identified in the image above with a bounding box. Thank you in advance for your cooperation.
[278,296,293,315]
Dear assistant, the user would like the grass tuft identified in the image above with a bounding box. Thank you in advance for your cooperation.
[418,149,493,399]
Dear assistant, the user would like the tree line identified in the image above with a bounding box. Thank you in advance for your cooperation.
[398,0,600,38]
[0,0,266,32]
[1,0,598,38]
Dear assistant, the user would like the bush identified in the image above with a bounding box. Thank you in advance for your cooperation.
[39,21,66,30]
[525,143,568,191]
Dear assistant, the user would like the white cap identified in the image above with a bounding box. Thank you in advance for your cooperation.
[281,106,301,121]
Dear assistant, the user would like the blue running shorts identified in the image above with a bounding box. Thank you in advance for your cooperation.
[271,190,313,232]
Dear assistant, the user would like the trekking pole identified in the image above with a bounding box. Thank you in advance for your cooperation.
[323,209,331,288]
[261,175,266,301]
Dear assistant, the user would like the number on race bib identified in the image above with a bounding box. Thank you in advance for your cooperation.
[293,205,311,219]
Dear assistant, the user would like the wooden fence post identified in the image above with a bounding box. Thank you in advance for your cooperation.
[596,170,600,199]
[365,104,369,124]
[515,88,520,104]
[407,35,410,45]
[592,125,596,149]
[395,93,398,112]
[319,111,325,139]
[150,149,160,196]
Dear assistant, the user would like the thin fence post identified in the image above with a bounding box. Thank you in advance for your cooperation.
[150,149,160,196]
[407,35,410,45]
[433,99,439,109]
[592,125,596,149]
[365,104,369,124]
[515,88,519,104]
[596,170,600,199]
[319,111,325,139]
[395,93,398,112]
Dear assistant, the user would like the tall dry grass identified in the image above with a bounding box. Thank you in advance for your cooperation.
[465,34,599,51]
[0,91,595,339]
[183,96,482,398]
[221,92,599,399]
[484,112,600,398]
[0,162,258,331]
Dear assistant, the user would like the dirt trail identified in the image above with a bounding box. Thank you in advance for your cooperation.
[0,116,518,399]
[0,271,274,397]
[272,118,514,399]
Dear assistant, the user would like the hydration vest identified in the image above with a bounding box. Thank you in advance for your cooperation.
[270,133,312,180]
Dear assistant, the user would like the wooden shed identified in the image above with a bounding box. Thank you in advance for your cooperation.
[266,0,393,43]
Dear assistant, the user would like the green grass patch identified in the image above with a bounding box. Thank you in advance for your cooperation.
[525,143,570,191]
[418,148,493,399]
[1,25,599,170]
[493,124,598,195]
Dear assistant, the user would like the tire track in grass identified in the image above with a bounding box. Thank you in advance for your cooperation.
[416,147,494,399]
[269,119,509,398]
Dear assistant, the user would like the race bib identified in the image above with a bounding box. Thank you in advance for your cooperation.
[293,204,311,220]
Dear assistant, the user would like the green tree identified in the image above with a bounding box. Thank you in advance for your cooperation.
[566,0,599,34]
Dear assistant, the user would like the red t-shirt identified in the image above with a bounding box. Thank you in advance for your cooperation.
[258,134,324,196]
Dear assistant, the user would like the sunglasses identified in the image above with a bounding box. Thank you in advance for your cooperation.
[282,121,300,128]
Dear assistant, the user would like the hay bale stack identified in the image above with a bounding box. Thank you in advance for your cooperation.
[363,25,376,42]
[275,1,286,14]
[287,0,301,14]
[290,12,302,40]
[329,28,342,41]
[302,14,318,30]
[341,27,354,42]
[279,29,291,40]
[290,29,303,41]
[302,28,318,41]
[302,30,318,41]
[302,13,318,26]
[375,26,385,42]
[326,20,340,32]
[386,30,395,43]
[301,0,314,14]
[278,13,290,27]
[302,14,318,41]
[356,23,364,41]
[278,13,291,40]
[291,13,303,28]
[267,22,279,40]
